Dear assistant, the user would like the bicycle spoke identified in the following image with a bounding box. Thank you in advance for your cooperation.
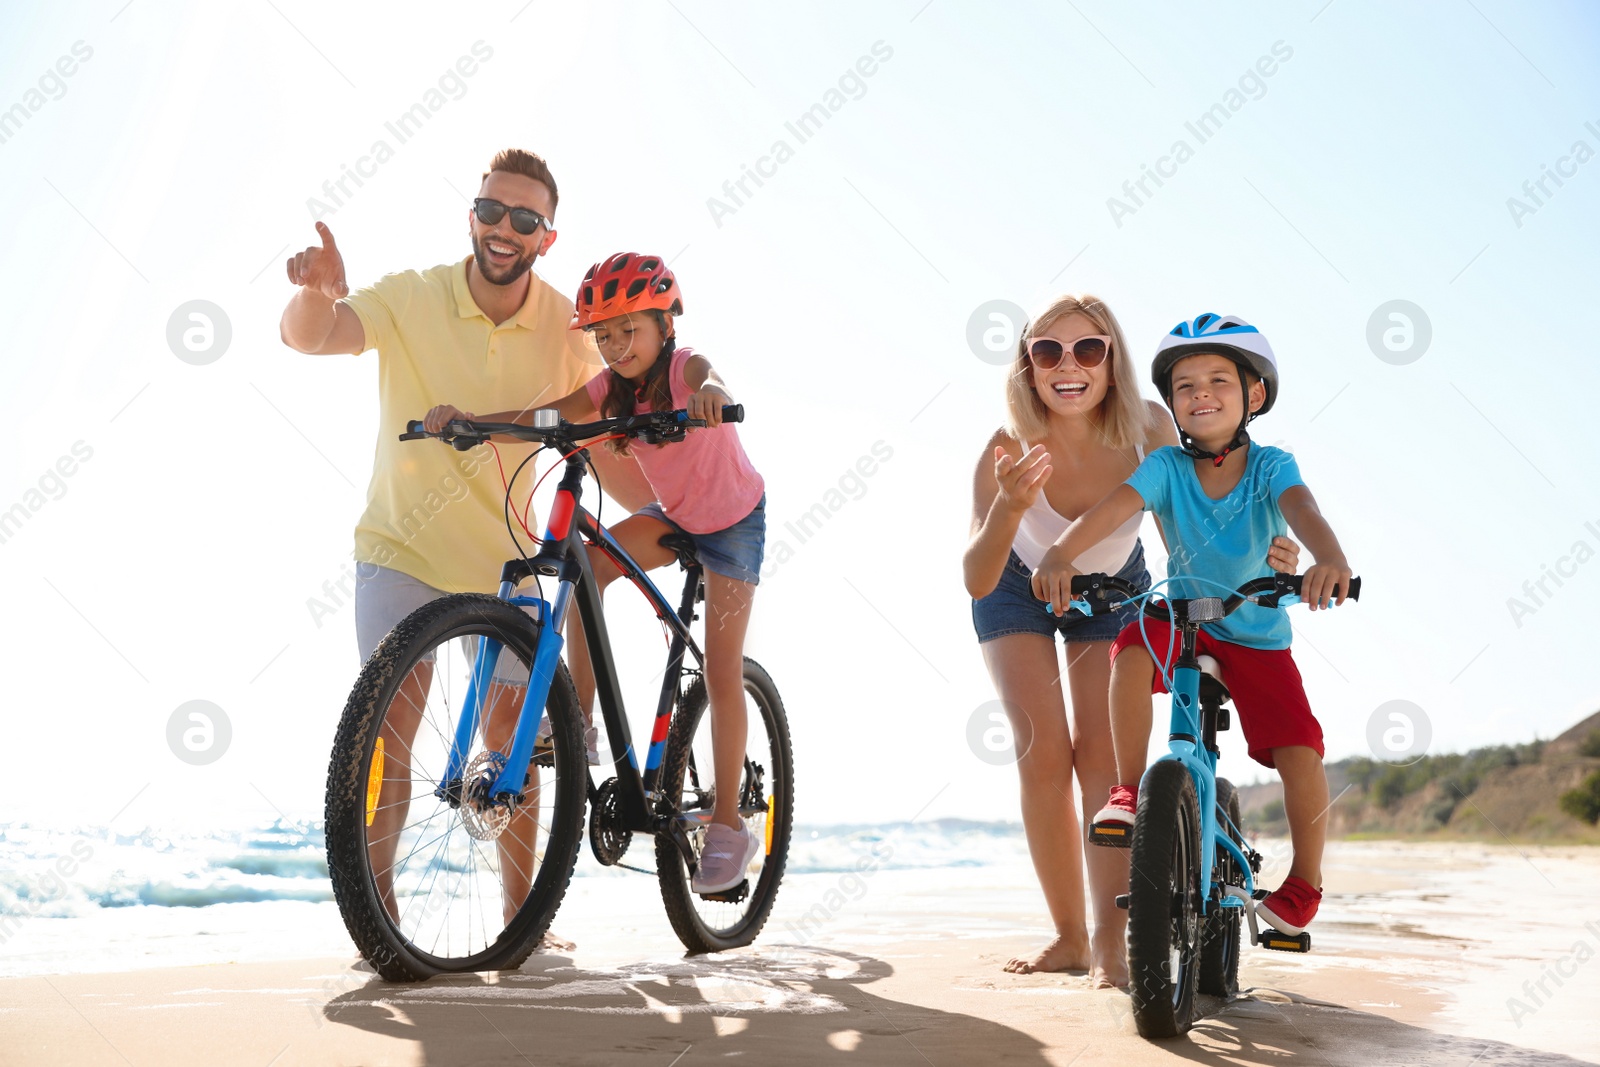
[330,592,600,976]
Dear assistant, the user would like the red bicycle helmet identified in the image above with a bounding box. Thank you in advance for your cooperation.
[569,252,683,330]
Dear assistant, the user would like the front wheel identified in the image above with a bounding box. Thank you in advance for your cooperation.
[324,594,588,982]
[1199,777,1244,998]
[1127,759,1203,1039]
[656,658,793,953]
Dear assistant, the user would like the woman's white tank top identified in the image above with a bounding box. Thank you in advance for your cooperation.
[1012,442,1145,575]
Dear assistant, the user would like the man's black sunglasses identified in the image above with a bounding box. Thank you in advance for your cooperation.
[473,198,550,235]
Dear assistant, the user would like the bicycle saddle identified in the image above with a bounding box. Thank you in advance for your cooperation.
[1196,654,1231,708]
[658,533,701,570]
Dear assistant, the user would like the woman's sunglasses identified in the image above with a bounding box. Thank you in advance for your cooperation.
[1027,334,1111,371]
[472,198,550,235]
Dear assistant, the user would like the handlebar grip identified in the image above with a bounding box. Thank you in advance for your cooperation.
[1065,573,1120,617]
[1286,574,1361,601]
[398,420,429,441]
[722,404,744,423]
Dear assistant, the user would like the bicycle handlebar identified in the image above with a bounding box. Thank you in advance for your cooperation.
[399,404,745,450]
[1067,571,1360,620]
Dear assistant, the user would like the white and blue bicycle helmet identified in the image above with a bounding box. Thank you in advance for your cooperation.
[1152,313,1279,466]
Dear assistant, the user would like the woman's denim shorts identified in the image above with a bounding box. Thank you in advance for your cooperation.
[638,495,766,586]
[972,539,1151,644]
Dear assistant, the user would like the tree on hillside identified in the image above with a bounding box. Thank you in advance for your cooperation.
[1559,770,1600,825]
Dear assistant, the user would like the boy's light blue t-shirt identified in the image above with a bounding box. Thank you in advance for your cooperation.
[1125,444,1305,650]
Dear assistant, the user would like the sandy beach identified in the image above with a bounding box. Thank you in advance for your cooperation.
[4,839,1597,1066]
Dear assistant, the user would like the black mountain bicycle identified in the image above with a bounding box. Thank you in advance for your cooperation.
[324,405,792,982]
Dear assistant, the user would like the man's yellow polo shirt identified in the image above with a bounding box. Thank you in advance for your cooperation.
[343,257,601,593]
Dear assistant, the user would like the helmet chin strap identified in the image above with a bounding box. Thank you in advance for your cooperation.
[1173,377,1252,468]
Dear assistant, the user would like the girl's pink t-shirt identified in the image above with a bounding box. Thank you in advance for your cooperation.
[584,346,765,534]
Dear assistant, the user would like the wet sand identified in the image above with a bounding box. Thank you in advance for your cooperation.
[3,841,1596,1066]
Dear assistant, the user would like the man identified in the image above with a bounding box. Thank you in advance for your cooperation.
[281,148,650,928]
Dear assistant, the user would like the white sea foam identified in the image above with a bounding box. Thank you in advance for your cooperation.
[0,816,1029,976]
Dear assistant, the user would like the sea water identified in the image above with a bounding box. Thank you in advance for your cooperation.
[0,818,1034,976]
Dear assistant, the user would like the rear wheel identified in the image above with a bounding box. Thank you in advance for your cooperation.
[656,658,793,953]
[325,594,588,981]
[1127,760,1202,1039]
[1199,777,1244,998]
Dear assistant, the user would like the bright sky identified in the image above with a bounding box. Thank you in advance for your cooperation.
[2,1,1597,831]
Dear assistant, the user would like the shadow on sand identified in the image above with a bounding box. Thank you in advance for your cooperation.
[322,946,1044,1066]
[320,948,1593,1066]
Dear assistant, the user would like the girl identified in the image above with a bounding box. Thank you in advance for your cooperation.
[426,252,766,895]
[962,293,1298,987]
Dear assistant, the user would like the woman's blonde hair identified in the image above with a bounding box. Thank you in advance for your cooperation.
[1003,292,1153,453]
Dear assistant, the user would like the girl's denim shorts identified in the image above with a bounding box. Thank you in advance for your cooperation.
[971,539,1151,644]
[638,495,766,586]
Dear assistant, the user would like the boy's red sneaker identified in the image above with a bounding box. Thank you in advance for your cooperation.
[1257,875,1322,936]
[1089,784,1138,848]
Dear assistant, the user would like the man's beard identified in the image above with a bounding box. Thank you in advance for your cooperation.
[472,235,536,286]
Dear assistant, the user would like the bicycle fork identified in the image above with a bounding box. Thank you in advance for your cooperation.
[1154,657,1311,950]
[435,485,582,811]
[1149,658,1257,920]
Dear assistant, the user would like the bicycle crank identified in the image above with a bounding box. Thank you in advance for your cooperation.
[588,777,633,866]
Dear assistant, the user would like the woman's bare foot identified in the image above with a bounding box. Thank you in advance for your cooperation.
[1088,927,1128,988]
[1003,933,1090,974]
[536,930,576,952]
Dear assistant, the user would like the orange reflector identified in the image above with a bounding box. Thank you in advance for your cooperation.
[1268,939,1298,950]
[764,795,775,856]
[1098,826,1126,836]
[365,738,385,827]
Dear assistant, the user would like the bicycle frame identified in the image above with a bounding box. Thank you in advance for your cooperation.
[433,446,705,838]
[1146,620,1257,918]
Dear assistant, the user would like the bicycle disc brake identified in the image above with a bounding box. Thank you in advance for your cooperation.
[460,750,514,841]
[588,777,633,866]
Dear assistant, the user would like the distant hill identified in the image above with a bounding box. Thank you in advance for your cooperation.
[1234,709,1600,844]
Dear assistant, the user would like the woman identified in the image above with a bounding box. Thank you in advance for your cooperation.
[962,294,1298,987]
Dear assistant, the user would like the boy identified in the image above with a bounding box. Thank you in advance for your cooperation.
[1030,313,1353,936]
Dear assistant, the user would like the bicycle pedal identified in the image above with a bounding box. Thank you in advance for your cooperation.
[1088,822,1133,848]
[698,879,749,903]
[1257,929,1312,953]
[1251,887,1269,901]
[1114,893,1130,910]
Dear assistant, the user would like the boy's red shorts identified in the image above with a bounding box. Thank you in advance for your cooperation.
[1109,620,1324,768]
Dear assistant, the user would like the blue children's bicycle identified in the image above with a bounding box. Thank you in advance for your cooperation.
[324,405,792,982]
[1065,570,1360,1038]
